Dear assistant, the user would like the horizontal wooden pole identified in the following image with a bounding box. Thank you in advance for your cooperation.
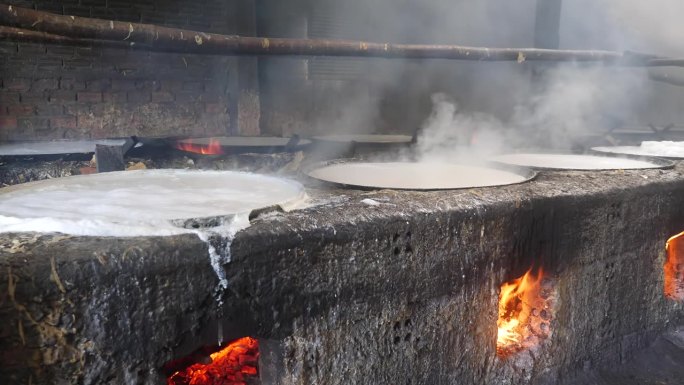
[0,25,133,48]
[0,3,659,64]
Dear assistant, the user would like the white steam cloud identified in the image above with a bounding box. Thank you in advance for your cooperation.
[292,0,684,158]
[416,93,505,162]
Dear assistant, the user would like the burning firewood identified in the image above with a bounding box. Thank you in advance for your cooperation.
[666,232,684,301]
[497,268,556,357]
[165,337,259,385]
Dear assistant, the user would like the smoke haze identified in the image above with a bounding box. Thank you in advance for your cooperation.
[260,0,684,157]
[410,0,684,158]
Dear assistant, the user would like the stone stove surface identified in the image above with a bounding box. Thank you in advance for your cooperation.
[1,162,684,384]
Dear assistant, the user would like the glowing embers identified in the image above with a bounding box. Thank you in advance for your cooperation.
[167,337,259,385]
[665,231,684,301]
[496,268,555,357]
[176,138,224,155]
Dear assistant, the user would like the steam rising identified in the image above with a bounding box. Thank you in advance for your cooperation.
[293,0,684,157]
[510,66,644,148]
[562,0,684,56]
[416,93,504,162]
[415,66,645,160]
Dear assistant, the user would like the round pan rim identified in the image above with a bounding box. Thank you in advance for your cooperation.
[303,158,537,191]
[490,151,675,171]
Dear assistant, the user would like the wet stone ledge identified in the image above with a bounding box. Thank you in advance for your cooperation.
[0,152,302,187]
[1,164,684,384]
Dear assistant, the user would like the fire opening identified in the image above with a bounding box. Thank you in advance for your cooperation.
[665,231,684,301]
[496,267,555,358]
[166,337,259,385]
[175,138,224,155]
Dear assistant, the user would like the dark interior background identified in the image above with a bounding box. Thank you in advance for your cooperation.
[1,0,683,142]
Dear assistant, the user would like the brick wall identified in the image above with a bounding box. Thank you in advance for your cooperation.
[0,1,253,141]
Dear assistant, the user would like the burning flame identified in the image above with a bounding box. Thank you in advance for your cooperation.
[497,267,551,357]
[176,138,224,155]
[167,337,259,385]
[665,231,684,301]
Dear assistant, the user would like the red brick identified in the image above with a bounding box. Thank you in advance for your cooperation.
[18,44,46,55]
[89,104,108,117]
[111,79,136,91]
[0,117,17,129]
[31,78,59,91]
[49,91,77,102]
[151,92,174,102]
[160,80,183,92]
[36,58,62,71]
[35,104,64,116]
[183,81,203,92]
[204,82,227,94]
[78,115,104,129]
[77,92,103,103]
[205,103,227,114]
[90,126,111,139]
[59,78,86,91]
[0,92,21,105]
[17,117,48,131]
[127,92,151,103]
[64,104,91,116]
[175,92,199,103]
[62,58,92,71]
[46,46,76,57]
[201,92,225,103]
[3,78,31,91]
[135,80,160,91]
[50,116,77,129]
[75,47,101,58]
[7,105,35,116]
[86,79,111,91]
[20,93,49,104]
[102,92,127,103]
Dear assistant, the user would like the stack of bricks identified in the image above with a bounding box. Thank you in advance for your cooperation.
[0,0,240,141]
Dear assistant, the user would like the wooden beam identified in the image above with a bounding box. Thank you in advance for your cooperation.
[0,25,132,49]
[0,4,655,64]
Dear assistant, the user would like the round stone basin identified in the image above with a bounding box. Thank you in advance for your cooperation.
[491,153,672,171]
[593,142,684,160]
[307,161,534,190]
[0,169,306,236]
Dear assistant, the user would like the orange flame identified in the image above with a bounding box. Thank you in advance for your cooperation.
[665,231,684,301]
[497,267,550,357]
[176,138,224,155]
[167,337,259,385]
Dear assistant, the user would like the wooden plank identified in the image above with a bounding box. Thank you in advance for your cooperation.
[0,4,653,64]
